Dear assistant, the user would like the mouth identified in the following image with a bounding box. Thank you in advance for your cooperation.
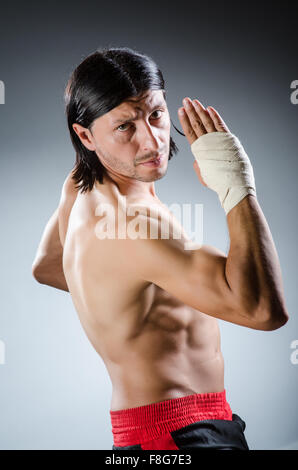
[139,154,164,167]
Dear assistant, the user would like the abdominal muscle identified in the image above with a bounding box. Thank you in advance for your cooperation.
[108,348,225,411]
[108,322,225,410]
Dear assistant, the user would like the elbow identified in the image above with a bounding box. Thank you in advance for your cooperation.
[261,311,289,331]
[248,303,289,331]
[32,263,46,284]
[270,307,289,330]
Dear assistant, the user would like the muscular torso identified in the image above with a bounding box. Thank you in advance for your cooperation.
[60,175,225,411]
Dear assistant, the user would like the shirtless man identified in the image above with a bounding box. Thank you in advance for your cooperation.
[32,50,288,451]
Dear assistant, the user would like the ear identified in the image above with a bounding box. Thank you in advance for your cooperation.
[72,123,96,151]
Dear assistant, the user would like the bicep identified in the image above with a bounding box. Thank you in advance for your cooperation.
[130,237,243,323]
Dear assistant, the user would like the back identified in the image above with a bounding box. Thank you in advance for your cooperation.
[60,176,224,410]
[62,177,192,349]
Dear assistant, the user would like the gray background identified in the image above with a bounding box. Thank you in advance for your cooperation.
[0,0,297,450]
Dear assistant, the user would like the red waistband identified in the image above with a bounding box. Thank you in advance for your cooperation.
[110,389,232,447]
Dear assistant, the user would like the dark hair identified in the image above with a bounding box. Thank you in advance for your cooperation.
[64,46,181,193]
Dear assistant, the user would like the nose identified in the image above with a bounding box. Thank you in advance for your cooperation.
[139,120,160,155]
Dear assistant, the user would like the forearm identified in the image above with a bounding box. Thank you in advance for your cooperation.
[225,194,288,327]
[178,97,289,330]
[32,208,69,292]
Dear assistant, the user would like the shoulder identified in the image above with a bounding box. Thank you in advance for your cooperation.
[60,170,79,200]
[58,170,80,246]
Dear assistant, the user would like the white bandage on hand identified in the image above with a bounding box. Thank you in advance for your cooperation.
[191,131,257,215]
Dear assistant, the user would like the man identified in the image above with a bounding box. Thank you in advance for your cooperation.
[32,47,289,450]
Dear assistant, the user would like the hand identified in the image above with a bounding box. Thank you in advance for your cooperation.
[178,98,230,186]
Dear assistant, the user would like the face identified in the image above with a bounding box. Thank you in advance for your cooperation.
[72,89,171,183]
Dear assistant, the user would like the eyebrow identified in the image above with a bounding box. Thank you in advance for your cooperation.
[112,101,166,125]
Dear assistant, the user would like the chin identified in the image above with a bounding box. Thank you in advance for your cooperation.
[137,169,168,182]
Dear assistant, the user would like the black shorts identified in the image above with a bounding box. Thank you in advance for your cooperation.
[112,413,249,450]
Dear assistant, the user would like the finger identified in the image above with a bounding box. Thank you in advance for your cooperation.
[178,106,205,145]
[182,97,207,141]
[207,106,230,132]
[192,100,217,133]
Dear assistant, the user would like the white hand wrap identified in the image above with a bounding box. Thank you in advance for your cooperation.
[191,131,257,215]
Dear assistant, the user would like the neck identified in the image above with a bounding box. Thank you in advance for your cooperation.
[104,169,158,200]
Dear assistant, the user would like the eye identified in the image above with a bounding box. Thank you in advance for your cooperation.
[151,109,163,119]
[117,122,131,132]
[116,109,164,132]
